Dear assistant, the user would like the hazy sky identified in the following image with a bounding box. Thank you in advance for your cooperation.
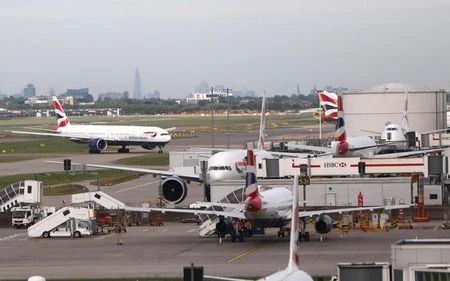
[1,1,449,98]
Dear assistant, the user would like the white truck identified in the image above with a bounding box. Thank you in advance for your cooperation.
[11,205,55,228]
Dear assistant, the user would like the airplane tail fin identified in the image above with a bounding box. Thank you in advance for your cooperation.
[335,96,346,142]
[287,174,301,271]
[257,92,266,151]
[316,90,338,120]
[402,90,410,131]
[52,96,70,128]
[244,149,258,198]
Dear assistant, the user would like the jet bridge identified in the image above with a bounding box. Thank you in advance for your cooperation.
[27,206,91,238]
[71,191,125,209]
[0,181,43,212]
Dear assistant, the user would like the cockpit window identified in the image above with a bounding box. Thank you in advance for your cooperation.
[208,166,232,171]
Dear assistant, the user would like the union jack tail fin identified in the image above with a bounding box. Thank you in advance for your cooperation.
[244,149,258,198]
[316,90,338,120]
[52,96,70,128]
[335,96,346,142]
[287,174,301,271]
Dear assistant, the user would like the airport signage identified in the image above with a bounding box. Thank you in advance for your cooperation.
[298,176,311,185]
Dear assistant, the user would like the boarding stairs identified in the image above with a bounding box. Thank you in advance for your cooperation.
[27,206,91,238]
[71,191,125,209]
[197,187,245,237]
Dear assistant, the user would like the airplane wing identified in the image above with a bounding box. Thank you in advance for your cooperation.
[164,127,177,132]
[361,129,382,135]
[269,151,330,158]
[284,142,334,154]
[45,160,201,183]
[203,276,253,281]
[9,130,121,142]
[124,206,246,219]
[297,204,414,218]
[9,130,61,137]
[373,148,444,159]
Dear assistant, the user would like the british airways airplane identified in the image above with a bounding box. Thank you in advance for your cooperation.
[11,96,172,154]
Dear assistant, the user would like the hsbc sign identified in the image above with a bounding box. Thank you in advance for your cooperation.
[323,162,347,168]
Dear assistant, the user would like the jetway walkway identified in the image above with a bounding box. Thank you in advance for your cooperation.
[27,206,91,238]
[1,181,42,212]
[0,182,20,212]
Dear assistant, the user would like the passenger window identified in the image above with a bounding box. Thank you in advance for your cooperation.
[27,186,32,193]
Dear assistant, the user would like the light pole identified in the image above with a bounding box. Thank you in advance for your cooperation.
[224,88,232,149]
[210,86,215,148]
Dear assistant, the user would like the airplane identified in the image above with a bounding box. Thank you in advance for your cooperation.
[124,149,414,242]
[44,93,315,205]
[286,95,443,158]
[10,96,173,154]
[363,90,412,151]
[203,174,314,281]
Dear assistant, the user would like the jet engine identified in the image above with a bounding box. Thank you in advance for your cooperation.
[88,138,107,153]
[314,215,333,234]
[161,176,188,204]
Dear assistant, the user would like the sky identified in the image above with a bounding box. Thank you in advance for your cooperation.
[1,0,450,98]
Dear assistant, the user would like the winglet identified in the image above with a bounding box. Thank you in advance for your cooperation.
[257,91,266,151]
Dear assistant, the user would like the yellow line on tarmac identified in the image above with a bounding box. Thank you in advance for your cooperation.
[227,241,272,264]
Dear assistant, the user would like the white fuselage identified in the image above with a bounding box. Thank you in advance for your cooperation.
[244,187,293,227]
[56,124,171,146]
[207,149,275,181]
[379,123,409,150]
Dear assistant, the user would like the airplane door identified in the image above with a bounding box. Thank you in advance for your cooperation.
[326,192,336,206]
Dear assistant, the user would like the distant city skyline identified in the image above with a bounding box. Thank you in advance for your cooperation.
[1,1,450,98]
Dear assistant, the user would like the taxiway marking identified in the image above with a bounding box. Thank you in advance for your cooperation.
[0,233,25,241]
[227,240,272,263]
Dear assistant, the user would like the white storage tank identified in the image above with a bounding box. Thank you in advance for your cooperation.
[343,83,447,137]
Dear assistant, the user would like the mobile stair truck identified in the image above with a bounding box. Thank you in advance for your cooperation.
[27,207,94,238]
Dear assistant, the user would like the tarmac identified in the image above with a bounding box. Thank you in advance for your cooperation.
[1,126,449,280]
[0,220,448,280]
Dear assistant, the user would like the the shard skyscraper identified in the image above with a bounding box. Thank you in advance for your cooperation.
[133,67,142,99]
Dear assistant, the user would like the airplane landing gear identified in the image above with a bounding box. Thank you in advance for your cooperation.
[157,145,163,154]
[298,217,310,241]
[299,231,310,241]
[118,146,130,153]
